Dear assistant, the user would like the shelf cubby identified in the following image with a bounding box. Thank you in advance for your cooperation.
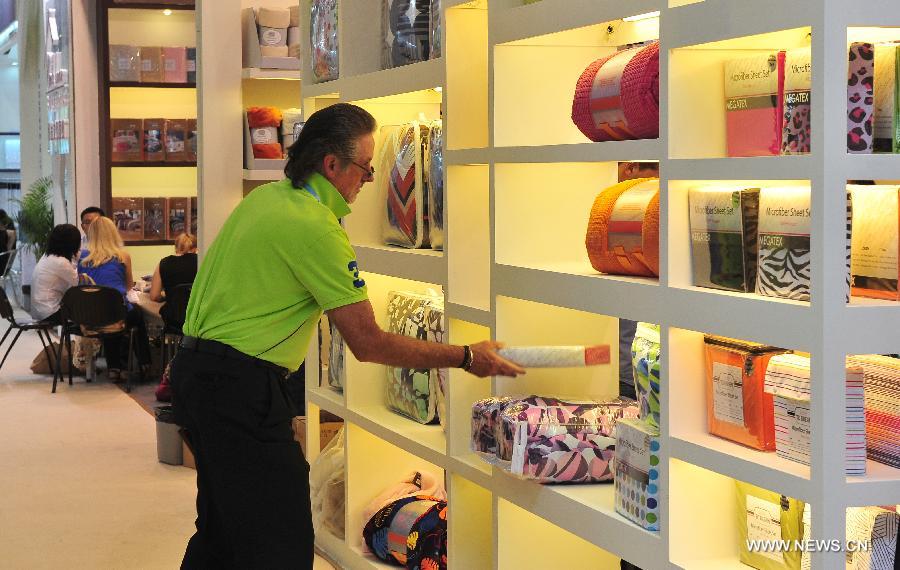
[447,475,493,570]
[447,164,489,311]
[493,13,659,148]
[446,319,492,461]
[668,26,811,160]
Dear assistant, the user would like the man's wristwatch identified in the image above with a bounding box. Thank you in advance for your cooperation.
[459,345,474,371]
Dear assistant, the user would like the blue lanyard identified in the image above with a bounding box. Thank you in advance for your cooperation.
[302,183,321,203]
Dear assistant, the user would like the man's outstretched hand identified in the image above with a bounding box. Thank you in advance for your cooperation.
[468,341,526,378]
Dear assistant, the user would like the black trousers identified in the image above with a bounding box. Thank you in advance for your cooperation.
[103,307,151,370]
[170,348,314,569]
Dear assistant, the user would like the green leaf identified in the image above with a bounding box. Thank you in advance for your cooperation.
[14,177,54,259]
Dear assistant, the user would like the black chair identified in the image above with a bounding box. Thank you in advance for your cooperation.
[0,286,59,385]
[58,285,141,393]
[160,283,192,368]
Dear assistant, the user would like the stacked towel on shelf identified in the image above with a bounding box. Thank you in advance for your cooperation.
[847,355,900,469]
[571,41,659,142]
[585,177,660,277]
[246,107,283,159]
[257,7,290,57]
[763,353,866,475]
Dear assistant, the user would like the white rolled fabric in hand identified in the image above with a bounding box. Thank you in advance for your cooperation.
[288,26,301,47]
[498,345,610,368]
[257,7,290,28]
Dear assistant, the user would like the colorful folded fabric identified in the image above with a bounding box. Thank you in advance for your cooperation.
[497,345,610,367]
[309,426,345,539]
[381,122,432,248]
[615,419,660,531]
[781,48,811,155]
[571,41,659,142]
[874,44,900,153]
[311,0,339,82]
[846,507,900,569]
[363,495,447,569]
[756,187,812,302]
[689,187,760,293]
[383,0,431,68]
[736,481,805,570]
[247,107,283,159]
[496,395,639,483]
[426,121,444,250]
[704,335,787,451]
[846,355,900,469]
[725,52,783,157]
[632,322,661,430]
[848,42,875,154]
[849,185,900,300]
[471,396,516,457]
[585,178,660,277]
[763,353,866,475]
[361,471,447,533]
[385,290,445,424]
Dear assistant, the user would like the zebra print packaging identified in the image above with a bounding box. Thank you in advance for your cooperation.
[849,185,900,300]
[689,187,760,293]
[756,187,812,302]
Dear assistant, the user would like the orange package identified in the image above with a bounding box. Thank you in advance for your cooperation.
[585,177,660,277]
[247,107,284,159]
[703,335,787,451]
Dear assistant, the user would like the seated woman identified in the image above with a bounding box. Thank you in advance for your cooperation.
[30,224,81,323]
[149,232,197,329]
[78,216,151,381]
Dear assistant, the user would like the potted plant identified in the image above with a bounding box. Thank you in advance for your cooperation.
[16,176,54,259]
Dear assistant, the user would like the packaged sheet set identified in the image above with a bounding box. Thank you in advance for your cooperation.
[848,42,875,154]
[704,335,787,451]
[383,0,431,69]
[736,481,805,570]
[846,507,900,569]
[310,0,339,82]
[874,44,900,153]
[849,185,900,300]
[725,52,784,157]
[385,290,445,424]
[689,187,760,293]
[380,121,431,249]
[781,48,811,155]
[756,187,812,302]
[614,418,661,531]
[426,121,444,250]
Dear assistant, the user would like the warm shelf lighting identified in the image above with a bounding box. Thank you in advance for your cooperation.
[163,9,173,16]
[434,86,443,93]
[623,11,660,22]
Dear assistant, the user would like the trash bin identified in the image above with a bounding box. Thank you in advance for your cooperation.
[154,405,183,465]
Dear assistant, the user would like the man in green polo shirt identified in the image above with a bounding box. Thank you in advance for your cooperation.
[171,103,524,569]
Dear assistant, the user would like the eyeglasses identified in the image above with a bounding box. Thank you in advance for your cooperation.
[350,161,375,179]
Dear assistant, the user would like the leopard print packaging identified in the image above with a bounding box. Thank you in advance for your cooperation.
[781,48,811,155]
[848,42,875,154]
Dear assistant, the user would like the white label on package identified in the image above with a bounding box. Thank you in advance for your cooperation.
[186,60,196,72]
[117,57,131,71]
[713,361,744,425]
[164,58,176,72]
[787,399,812,456]
[261,28,284,45]
[608,181,656,253]
[589,47,641,137]
[746,495,785,564]
[251,127,276,145]
[850,186,899,280]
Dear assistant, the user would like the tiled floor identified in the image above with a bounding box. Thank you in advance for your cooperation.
[0,315,335,569]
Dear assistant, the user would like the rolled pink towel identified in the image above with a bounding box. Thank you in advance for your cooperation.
[572,41,659,142]
[498,345,610,367]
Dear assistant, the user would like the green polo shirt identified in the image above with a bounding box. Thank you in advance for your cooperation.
[183,173,368,370]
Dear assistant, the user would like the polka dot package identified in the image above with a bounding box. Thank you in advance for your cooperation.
[614,418,661,532]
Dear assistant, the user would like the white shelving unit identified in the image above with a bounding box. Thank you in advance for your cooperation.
[294,1,900,569]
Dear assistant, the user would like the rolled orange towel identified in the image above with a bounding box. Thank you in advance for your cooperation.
[247,107,283,159]
[585,177,660,277]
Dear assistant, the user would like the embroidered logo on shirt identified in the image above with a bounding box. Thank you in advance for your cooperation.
[348,261,365,288]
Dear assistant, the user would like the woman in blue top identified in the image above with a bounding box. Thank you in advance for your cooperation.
[78,216,151,381]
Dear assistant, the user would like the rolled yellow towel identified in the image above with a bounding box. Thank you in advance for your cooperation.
[290,5,300,27]
[257,7,290,29]
[260,45,290,58]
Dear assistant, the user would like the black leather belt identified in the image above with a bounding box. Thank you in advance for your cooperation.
[179,336,289,377]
